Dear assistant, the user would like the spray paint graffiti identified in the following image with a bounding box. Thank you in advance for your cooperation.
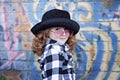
[0,1,24,70]
[0,0,120,80]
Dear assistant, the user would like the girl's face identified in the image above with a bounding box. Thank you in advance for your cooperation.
[49,27,71,44]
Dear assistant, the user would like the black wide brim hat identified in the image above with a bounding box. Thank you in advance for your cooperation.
[31,9,80,35]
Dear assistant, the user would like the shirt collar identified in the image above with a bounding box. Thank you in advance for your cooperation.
[46,38,57,44]
[46,38,69,51]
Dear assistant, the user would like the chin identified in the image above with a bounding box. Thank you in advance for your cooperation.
[59,41,66,44]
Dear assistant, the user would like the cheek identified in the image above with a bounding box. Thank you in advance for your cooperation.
[55,31,62,35]
[65,30,71,35]
[54,32,62,36]
[65,31,70,36]
[56,30,70,35]
[49,32,59,39]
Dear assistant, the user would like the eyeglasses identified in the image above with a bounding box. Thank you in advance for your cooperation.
[50,27,71,35]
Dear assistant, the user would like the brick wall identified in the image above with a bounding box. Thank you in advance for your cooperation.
[0,0,120,80]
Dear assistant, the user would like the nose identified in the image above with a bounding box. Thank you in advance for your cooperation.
[61,29,66,35]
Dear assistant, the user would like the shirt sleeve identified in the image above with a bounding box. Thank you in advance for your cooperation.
[42,45,64,80]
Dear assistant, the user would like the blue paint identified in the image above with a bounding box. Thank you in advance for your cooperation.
[86,39,103,80]
[17,33,23,50]
[0,1,120,80]
[82,31,93,44]
[29,52,41,80]
[75,45,87,79]
[117,76,120,80]
[0,25,5,41]
[104,32,118,80]
[99,24,111,32]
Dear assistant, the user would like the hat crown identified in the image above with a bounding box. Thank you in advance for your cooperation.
[31,9,80,35]
[42,9,70,21]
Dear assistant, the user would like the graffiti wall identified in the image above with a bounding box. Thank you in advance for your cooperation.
[0,0,120,80]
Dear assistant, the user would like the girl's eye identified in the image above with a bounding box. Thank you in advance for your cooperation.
[55,28,60,30]
[55,28,59,30]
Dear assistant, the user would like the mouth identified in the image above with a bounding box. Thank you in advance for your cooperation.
[60,37,67,39]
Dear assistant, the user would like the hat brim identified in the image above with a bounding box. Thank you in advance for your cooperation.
[31,18,80,35]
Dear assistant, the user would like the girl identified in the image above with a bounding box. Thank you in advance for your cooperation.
[31,9,80,80]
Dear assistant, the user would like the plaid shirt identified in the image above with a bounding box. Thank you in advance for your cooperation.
[38,38,75,80]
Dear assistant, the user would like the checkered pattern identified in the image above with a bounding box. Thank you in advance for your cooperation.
[38,38,75,80]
